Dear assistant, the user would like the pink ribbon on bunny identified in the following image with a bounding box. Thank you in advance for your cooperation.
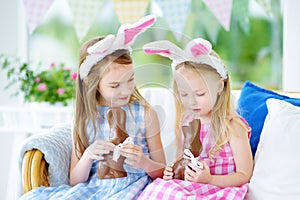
[143,38,227,79]
[80,15,156,79]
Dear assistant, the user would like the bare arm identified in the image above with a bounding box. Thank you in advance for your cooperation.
[144,107,166,178]
[69,144,93,186]
[121,107,166,179]
[69,140,115,186]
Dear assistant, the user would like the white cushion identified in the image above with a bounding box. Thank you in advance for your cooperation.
[245,98,300,200]
[139,87,176,164]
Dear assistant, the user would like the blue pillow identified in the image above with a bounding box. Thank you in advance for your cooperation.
[237,81,300,157]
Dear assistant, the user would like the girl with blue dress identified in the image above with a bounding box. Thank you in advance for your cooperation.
[19,15,166,200]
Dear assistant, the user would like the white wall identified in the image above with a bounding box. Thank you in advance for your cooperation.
[0,0,26,105]
[282,0,300,91]
[0,0,25,199]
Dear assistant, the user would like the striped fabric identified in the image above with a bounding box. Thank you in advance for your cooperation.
[112,0,150,24]
[18,102,151,200]
[138,121,250,200]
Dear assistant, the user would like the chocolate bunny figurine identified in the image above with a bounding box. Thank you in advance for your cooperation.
[172,118,202,180]
[98,107,129,179]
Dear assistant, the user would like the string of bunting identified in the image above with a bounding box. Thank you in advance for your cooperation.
[22,0,271,41]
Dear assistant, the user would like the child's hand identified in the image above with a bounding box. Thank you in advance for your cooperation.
[85,140,115,160]
[121,144,146,168]
[184,161,212,184]
[163,166,174,180]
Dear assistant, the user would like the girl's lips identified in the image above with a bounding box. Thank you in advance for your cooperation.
[120,96,129,101]
[192,109,201,112]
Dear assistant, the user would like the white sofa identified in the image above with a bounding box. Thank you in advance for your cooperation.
[18,86,300,199]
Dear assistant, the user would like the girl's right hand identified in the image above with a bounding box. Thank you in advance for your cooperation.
[163,166,174,180]
[85,140,115,161]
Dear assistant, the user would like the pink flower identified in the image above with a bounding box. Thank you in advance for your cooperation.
[38,83,47,91]
[35,77,40,83]
[71,72,77,80]
[50,62,55,68]
[57,88,65,95]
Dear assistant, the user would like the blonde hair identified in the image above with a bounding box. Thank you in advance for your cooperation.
[73,37,148,159]
[173,51,249,158]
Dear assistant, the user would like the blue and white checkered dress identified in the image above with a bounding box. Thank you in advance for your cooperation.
[19,102,152,200]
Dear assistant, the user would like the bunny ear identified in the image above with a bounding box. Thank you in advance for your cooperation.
[143,40,184,61]
[118,15,156,46]
[185,38,212,58]
[87,34,116,54]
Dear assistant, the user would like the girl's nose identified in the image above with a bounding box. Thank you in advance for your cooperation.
[120,83,133,96]
[189,95,197,107]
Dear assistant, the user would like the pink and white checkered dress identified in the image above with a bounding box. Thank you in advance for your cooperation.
[138,121,250,200]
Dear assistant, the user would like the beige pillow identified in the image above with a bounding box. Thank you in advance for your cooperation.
[245,98,300,200]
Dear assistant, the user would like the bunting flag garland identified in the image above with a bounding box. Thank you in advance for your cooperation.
[112,0,150,24]
[232,0,250,34]
[254,0,272,16]
[22,0,269,41]
[23,0,55,34]
[203,0,233,31]
[68,0,104,42]
[154,0,191,41]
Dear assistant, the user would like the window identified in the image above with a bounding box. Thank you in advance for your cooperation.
[26,0,282,89]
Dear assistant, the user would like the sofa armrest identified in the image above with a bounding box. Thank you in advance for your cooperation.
[22,149,50,193]
[19,123,72,193]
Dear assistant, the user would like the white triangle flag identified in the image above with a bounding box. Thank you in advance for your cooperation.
[68,0,104,42]
[23,0,55,34]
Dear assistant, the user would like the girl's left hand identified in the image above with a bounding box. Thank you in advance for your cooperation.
[121,144,146,169]
[184,161,212,184]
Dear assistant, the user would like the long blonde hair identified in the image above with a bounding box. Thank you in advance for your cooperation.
[173,52,249,158]
[73,37,148,159]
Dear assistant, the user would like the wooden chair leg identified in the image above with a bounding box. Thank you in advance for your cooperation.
[22,150,35,193]
[22,149,50,194]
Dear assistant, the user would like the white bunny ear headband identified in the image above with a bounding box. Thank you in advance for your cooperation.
[79,15,156,80]
[143,38,227,79]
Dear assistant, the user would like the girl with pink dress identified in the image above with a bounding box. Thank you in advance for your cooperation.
[138,38,253,200]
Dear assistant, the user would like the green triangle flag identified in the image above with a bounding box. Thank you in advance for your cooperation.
[68,0,104,42]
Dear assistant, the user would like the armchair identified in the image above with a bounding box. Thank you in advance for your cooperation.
[19,123,72,193]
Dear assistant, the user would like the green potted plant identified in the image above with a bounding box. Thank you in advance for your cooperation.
[0,54,77,106]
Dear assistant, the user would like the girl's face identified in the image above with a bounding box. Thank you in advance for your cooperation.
[98,62,135,107]
[175,67,222,122]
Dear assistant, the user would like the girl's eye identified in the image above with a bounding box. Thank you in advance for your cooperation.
[111,84,119,88]
[196,92,205,96]
[128,78,134,82]
[180,93,188,97]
